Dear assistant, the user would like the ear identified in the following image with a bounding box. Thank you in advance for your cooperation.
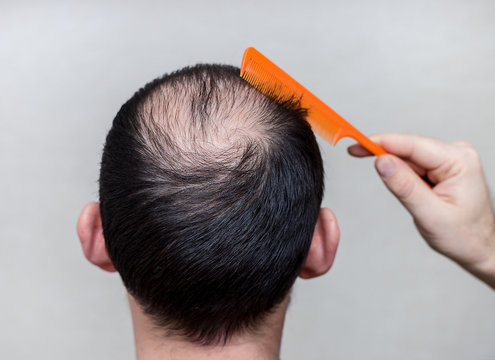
[77,202,116,272]
[299,208,340,279]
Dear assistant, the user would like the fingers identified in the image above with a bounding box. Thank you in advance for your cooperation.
[347,144,372,157]
[348,134,458,174]
[349,143,428,177]
[369,134,451,171]
[375,154,443,220]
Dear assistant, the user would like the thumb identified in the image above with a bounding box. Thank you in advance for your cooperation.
[375,154,439,221]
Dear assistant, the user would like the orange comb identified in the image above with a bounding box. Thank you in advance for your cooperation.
[240,47,386,156]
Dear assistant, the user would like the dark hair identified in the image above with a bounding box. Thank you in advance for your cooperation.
[99,64,324,345]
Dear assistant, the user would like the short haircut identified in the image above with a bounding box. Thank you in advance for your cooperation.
[99,64,324,344]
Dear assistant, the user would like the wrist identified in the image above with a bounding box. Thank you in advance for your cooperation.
[465,222,495,289]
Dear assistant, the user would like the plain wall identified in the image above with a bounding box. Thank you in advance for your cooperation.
[1,1,494,359]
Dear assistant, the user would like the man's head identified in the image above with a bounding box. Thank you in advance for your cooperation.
[77,64,339,345]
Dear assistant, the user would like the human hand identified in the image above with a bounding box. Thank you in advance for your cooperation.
[348,134,495,289]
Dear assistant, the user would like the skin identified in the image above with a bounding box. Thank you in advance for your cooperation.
[77,132,495,357]
[127,294,289,360]
[77,204,340,360]
[348,133,495,289]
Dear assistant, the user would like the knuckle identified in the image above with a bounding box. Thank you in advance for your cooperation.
[462,145,481,166]
[463,144,479,158]
[452,141,481,169]
[452,140,471,148]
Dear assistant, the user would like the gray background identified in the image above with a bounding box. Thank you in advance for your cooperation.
[1,0,494,359]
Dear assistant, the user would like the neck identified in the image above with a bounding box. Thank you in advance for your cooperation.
[128,295,289,360]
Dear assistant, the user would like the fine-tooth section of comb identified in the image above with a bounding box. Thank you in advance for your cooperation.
[240,47,386,155]
[242,60,341,145]
[241,59,338,145]
[242,61,297,100]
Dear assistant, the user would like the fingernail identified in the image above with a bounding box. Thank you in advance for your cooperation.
[376,156,395,178]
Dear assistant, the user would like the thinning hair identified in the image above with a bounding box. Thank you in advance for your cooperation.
[99,64,324,344]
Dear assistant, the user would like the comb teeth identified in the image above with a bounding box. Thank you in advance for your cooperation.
[239,48,386,155]
[240,56,337,144]
[240,47,380,150]
[241,59,301,102]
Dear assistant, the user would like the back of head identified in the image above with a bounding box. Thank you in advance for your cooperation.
[99,64,324,344]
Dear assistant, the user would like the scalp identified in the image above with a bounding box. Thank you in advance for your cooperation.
[135,65,276,171]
